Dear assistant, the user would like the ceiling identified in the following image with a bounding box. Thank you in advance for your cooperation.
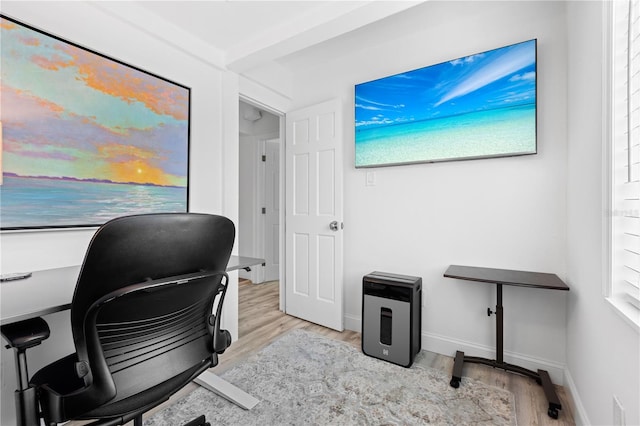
[133,1,344,53]
[129,1,423,72]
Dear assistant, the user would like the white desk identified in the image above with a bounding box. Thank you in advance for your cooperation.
[0,256,265,326]
[0,255,264,409]
[1,265,78,326]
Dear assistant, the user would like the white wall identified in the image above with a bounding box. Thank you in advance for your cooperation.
[0,2,238,424]
[565,2,640,425]
[288,0,570,382]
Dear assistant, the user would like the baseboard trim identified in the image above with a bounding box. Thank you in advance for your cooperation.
[563,368,590,425]
[344,315,566,385]
[422,331,566,385]
[344,313,360,333]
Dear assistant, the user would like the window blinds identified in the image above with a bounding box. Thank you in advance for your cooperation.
[612,0,640,309]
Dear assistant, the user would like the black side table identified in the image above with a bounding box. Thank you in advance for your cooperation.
[444,264,569,419]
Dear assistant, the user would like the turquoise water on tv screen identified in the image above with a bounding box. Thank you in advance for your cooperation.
[355,103,536,168]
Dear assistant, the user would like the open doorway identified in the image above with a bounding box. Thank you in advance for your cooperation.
[238,99,282,338]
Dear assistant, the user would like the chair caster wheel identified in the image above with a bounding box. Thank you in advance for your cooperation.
[548,407,559,419]
[450,378,460,388]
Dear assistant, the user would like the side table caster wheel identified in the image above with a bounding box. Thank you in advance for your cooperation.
[548,407,559,419]
[450,378,460,388]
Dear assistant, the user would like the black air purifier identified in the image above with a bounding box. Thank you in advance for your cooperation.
[361,271,422,367]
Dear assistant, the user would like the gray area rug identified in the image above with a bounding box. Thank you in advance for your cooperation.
[146,329,516,425]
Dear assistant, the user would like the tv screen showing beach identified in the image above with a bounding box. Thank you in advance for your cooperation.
[0,15,190,230]
[354,39,537,168]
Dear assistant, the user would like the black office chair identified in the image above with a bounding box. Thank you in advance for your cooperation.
[1,213,235,426]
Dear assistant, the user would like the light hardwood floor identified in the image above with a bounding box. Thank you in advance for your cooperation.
[128,279,576,425]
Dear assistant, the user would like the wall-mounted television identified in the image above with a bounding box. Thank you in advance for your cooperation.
[355,39,537,168]
[0,15,190,231]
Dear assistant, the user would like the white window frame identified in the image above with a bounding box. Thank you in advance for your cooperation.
[603,0,640,331]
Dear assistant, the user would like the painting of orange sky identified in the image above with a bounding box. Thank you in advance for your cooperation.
[0,16,189,188]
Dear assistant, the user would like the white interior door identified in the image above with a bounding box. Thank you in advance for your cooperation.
[263,139,280,282]
[285,99,344,331]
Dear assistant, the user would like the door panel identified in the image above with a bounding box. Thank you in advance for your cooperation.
[293,154,310,215]
[285,99,343,331]
[318,150,335,216]
[293,233,310,296]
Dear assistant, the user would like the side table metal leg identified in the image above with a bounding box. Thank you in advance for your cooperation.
[538,369,562,419]
[450,350,464,388]
[496,284,503,364]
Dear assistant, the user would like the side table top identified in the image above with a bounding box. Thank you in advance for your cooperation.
[444,265,569,291]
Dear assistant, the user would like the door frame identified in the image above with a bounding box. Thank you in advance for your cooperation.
[239,95,286,311]
[260,138,281,283]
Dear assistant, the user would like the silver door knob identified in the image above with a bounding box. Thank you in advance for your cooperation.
[329,221,341,231]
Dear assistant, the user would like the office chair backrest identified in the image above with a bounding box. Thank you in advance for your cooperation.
[67,213,234,414]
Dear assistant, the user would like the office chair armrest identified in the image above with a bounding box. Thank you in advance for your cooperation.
[209,272,232,354]
[1,317,50,350]
[30,353,116,424]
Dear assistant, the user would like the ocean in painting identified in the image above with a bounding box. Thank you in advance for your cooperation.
[355,103,536,168]
[0,176,187,229]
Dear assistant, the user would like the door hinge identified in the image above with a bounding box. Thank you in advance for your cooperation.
[261,155,266,162]
[261,207,266,214]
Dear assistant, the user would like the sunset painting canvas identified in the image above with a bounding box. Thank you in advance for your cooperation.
[0,15,190,230]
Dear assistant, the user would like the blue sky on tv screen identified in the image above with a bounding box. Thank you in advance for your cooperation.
[355,40,536,129]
